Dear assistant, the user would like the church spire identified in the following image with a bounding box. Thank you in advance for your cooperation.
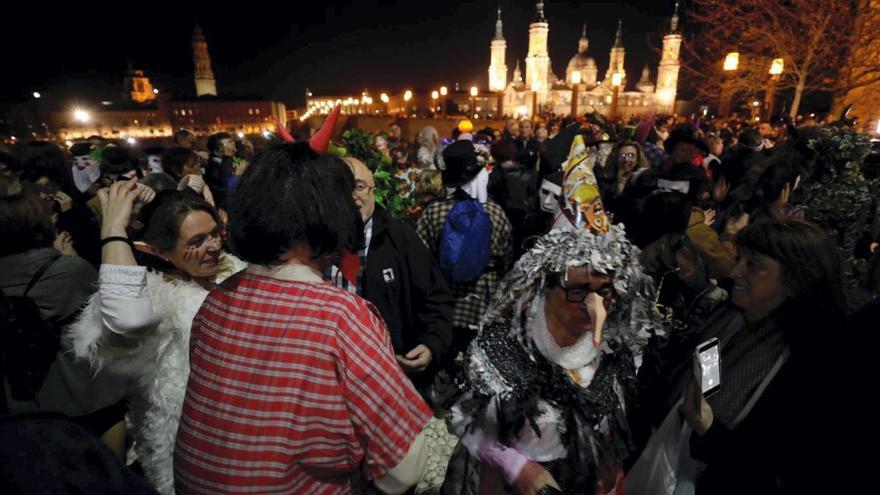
[494,6,504,40]
[534,1,546,23]
[578,23,589,53]
[670,1,680,33]
[613,20,624,47]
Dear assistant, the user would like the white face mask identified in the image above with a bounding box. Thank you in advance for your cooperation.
[71,157,101,193]
[539,179,562,214]
[147,156,163,173]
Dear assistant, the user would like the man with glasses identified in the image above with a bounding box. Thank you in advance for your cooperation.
[336,156,454,395]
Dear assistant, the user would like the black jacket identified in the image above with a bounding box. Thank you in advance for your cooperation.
[362,206,454,369]
[204,156,234,208]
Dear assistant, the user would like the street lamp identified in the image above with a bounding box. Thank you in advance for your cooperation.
[570,71,581,118]
[403,90,413,116]
[380,92,390,115]
[610,73,622,121]
[74,109,91,123]
[764,58,784,120]
[531,82,539,118]
[469,86,478,118]
[440,86,448,118]
[719,51,739,116]
[431,90,439,113]
[74,108,91,136]
[33,92,41,99]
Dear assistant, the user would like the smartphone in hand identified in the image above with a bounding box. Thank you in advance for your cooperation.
[695,337,721,398]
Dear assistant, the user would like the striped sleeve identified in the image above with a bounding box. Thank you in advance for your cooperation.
[335,300,432,481]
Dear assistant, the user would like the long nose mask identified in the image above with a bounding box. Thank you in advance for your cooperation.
[584,292,607,348]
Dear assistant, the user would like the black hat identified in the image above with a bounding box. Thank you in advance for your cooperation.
[101,146,134,175]
[441,140,482,187]
[738,129,763,150]
[69,142,93,157]
[664,126,708,155]
[143,146,165,156]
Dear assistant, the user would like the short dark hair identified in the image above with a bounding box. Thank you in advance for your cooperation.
[0,179,55,256]
[21,141,71,193]
[226,144,362,265]
[736,219,847,343]
[173,129,195,145]
[637,191,693,246]
[206,133,232,154]
[161,147,200,181]
[101,146,135,175]
[490,139,517,164]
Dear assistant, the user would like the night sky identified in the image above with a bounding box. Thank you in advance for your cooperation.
[3,1,676,108]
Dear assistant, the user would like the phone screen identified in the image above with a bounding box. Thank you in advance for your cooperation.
[697,339,721,397]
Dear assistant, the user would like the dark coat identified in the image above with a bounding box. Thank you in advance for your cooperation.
[362,206,454,371]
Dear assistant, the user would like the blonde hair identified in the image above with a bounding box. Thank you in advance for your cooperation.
[414,169,444,203]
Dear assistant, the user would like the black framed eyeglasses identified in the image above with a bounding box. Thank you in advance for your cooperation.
[560,283,615,303]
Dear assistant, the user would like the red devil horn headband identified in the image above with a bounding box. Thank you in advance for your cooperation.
[273,104,341,154]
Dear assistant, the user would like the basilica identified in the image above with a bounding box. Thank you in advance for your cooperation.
[489,1,682,118]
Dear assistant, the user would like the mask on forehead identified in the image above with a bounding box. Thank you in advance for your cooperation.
[561,134,610,234]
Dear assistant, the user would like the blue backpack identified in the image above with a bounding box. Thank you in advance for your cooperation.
[439,191,492,284]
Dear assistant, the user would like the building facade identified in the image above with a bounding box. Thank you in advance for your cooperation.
[492,2,682,119]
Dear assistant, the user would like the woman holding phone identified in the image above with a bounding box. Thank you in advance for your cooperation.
[630,218,847,494]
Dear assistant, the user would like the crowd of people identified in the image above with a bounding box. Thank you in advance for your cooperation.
[0,105,877,494]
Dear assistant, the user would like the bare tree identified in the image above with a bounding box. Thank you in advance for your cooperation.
[679,0,878,118]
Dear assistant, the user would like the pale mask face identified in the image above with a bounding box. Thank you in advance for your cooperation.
[71,155,101,193]
[147,155,163,173]
[539,179,562,214]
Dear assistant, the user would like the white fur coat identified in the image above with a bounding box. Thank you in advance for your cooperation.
[69,256,246,495]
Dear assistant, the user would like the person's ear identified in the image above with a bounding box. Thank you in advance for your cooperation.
[133,241,165,260]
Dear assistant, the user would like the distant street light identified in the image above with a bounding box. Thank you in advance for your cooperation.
[380,93,390,115]
[153,88,159,94]
[764,58,784,119]
[610,73,623,120]
[440,86,448,118]
[74,109,91,124]
[469,86,479,118]
[440,86,448,96]
[719,51,740,116]
[404,90,413,102]
[33,92,41,99]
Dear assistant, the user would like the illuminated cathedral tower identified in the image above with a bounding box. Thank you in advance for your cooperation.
[192,23,217,96]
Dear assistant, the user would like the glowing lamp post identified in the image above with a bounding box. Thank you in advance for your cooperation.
[719,51,739,117]
[380,92,390,115]
[73,108,91,138]
[570,71,581,118]
[469,86,478,118]
[610,72,622,121]
[403,90,413,116]
[764,58,784,120]
[531,82,539,118]
[440,86,448,118]
[431,90,439,113]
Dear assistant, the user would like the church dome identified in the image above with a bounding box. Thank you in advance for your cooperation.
[567,52,597,72]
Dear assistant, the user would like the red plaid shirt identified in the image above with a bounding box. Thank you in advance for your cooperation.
[174,272,431,494]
